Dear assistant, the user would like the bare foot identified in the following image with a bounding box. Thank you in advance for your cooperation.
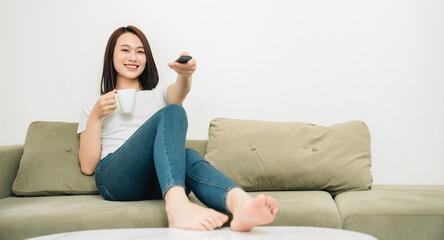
[165,187,229,231]
[228,190,278,231]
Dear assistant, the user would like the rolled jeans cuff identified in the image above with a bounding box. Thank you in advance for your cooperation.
[162,181,187,198]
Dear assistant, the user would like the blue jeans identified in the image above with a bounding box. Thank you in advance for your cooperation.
[94,104,240,214]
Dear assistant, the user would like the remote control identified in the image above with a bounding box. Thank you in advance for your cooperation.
[175,55,192,64]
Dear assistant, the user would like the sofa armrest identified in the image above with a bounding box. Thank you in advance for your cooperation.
[0,145,23,199]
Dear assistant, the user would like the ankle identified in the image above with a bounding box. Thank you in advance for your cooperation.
[165,186,189,206]
[227,188,248,214]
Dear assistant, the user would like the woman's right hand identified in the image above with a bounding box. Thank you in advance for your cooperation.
[90,89,117,121]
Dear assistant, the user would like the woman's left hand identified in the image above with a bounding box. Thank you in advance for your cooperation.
[167,51,196,77]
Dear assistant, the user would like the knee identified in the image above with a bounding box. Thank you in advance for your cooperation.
[165,104,185,114]
[164,104,187,120]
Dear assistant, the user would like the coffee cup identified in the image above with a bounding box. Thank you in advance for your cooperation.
[115,89,137,113]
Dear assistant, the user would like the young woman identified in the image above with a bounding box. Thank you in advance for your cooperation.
[77,25,278,231]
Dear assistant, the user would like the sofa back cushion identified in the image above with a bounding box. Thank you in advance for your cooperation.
[205,118,373,195]
[12,121,98,196]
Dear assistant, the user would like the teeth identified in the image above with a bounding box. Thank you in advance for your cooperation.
[126,65,137,69]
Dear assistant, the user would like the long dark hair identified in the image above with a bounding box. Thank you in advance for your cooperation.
[100,26,159,95]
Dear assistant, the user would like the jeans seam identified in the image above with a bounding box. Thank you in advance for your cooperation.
[186,172,229,191]
[186,172,237,215]
[97,185,117,201]
[161,111,174,190]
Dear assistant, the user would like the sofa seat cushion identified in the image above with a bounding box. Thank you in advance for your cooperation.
[190,190,342,229]
[335,185,444,240]
[0,195,168,240]
[237,191,342,228]
[0,191,341,239]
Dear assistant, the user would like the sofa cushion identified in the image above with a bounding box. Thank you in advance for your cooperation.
[0,195,167,240]
[0,190,341,239]
[335,185,444,240]
[243,191,342,228]
[0,145,23,198]
[12,121,98,196]
[205,118,372,195]
[192,191,342,229]
[185,140,207,157]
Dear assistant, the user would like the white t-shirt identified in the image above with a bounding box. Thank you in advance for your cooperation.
[77,86,170,159]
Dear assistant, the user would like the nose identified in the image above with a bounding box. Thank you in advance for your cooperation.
[129,51,137,61]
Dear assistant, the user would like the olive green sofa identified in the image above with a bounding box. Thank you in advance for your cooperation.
[0,120,443,240]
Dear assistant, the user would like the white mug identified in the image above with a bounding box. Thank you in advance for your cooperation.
[115,89,137,113]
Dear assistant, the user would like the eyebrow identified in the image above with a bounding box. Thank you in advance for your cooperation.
[120,44,144,49]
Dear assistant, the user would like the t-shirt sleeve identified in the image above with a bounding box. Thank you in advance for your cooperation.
[77,98,97,135]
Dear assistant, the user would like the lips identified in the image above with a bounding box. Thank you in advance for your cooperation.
[124,64,139,70]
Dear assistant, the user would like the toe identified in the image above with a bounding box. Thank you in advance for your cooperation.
[201,221,214,231]
[207,216,219,229]
[266,196,277,209]
[271,207,278,215]
[253,194,267,208]
[218,215,228,226]
[269,197,277,206]
[213,215,224,227]
[207,218,218,230]
[193,224,207,231]
[214,218,223,227]
[220,214,228,222]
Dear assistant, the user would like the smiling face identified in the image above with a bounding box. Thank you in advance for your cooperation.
[113,32,146,83]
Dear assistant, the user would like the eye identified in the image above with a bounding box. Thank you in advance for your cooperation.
[137,50,145,54]
[121,49,129,52]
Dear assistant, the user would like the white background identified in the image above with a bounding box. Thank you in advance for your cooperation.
[1,0,443,185]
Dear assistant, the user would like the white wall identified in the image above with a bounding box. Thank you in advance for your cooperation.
[1,0,443,185]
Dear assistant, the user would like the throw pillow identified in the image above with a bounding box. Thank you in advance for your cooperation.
[12,121,98,196]
[205,118,372,195]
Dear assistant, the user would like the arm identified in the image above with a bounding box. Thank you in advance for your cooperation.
[167,75,192,105]
[78,117,102,175]
[78,89,117,175]
[167,52,197,105]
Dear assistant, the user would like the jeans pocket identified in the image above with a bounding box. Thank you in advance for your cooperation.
[96,185,117,201]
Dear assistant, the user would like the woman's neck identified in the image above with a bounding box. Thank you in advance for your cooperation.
[116,77,141,91]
